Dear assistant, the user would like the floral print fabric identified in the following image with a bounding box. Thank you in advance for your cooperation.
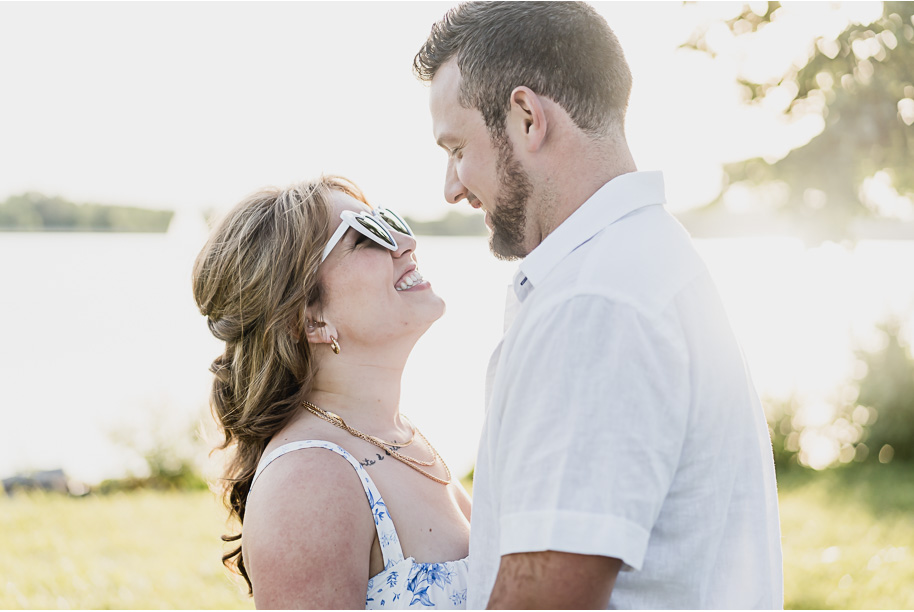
[251,440,469,609]
[366,556,470,609]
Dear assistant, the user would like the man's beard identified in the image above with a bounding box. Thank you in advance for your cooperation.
[489,140,533,261]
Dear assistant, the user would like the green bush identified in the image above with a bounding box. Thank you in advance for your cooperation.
[97,416,213,494]
[96,457,209,494]
[765,318,914,471]
[855,320,914,462]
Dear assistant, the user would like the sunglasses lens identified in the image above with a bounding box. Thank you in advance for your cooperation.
[378,209,413,236]
[356,216,397,248]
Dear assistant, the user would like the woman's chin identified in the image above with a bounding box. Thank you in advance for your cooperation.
[431,294,446,322]
[416,297,447,334]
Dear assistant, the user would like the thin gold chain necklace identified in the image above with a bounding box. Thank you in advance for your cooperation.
[306,402,431,464]
[303,401,417,449]
[303,400,451,485]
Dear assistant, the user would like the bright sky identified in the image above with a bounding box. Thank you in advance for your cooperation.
[0,1,881,220]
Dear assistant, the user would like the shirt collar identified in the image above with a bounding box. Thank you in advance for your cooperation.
[513,170,666,302]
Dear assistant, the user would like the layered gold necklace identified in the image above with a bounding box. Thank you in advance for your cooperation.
[303,400,452,485]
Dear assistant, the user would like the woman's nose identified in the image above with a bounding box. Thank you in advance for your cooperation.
[392,230,416,257]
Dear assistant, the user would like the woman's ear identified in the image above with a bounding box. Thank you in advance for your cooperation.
[303,313,338,347]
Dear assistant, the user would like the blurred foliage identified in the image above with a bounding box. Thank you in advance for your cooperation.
[98,418,211,493]
[766,319,914,470]
[0,192,173,232]
[766,393,805,470]
[765,387,865,471]
[96,457,208,494]
[855,320,914,462]
[460,467,475,494]
[686,1,914,243]
[404,210,487,236]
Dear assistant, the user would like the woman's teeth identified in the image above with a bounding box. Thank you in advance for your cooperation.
[396,271,424,291]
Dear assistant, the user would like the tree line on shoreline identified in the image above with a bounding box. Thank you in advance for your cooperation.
[0,191,490,236]
[0,192,174,232]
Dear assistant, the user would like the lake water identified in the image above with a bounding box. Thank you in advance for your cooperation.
[2,229,912,483]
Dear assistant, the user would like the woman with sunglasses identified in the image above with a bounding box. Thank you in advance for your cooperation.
[193,176,470,609]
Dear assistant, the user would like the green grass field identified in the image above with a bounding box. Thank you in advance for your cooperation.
[2,464,911,609]
[1,490,253,609]
[777,464,914,609]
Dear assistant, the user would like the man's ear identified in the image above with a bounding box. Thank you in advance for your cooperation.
[508,86,548,153]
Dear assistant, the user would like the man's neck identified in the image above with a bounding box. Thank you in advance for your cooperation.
[533,137,637,245]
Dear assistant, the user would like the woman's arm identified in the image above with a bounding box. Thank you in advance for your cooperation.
[242,450,378,609]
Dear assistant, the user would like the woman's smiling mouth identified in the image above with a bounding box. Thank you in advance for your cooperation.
[396,269,426,291]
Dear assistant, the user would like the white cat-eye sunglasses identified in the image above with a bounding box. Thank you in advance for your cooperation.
[321,208,414,262]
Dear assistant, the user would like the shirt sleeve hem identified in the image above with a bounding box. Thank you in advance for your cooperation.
[499,510,650,571]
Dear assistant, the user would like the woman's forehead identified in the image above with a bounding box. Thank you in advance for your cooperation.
[331,191,372,216]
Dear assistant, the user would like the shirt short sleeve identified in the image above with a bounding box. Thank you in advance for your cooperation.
[492,293,690,571]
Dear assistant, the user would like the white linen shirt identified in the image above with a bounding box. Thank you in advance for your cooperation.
[467,171,783,609]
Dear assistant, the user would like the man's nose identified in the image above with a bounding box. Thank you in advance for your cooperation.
[444,158,467,204]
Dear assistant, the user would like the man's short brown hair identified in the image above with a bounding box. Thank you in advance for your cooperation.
[414,1,632,140]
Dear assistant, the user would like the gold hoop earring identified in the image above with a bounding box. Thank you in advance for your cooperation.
[330,336,341,355]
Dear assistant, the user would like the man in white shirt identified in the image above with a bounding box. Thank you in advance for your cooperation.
[414,2,783,609]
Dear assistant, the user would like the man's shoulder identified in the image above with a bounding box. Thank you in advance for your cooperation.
[539,206,707,317]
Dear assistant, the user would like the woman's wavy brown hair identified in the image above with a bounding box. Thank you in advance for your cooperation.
[192,176,368,594]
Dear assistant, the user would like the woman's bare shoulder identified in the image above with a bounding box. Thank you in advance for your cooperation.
[242,445,376,608]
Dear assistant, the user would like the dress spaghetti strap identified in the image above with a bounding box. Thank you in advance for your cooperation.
[249,440,405,568]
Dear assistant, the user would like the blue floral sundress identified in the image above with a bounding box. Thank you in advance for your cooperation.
[250,440,469,609]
